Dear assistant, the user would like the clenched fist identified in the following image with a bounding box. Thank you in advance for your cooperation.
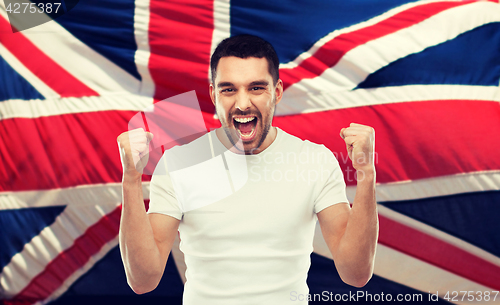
[340,123,375,173]
[117,128,154,178]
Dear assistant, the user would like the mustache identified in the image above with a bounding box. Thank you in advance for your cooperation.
[229,109,261,118]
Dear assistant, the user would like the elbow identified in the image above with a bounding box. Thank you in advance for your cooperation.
[345,276,371,288]
[128,280,159,295]
[340,271,373,288]
[130,285,150,295]
[131,286,154,295]
[126,271,162,295]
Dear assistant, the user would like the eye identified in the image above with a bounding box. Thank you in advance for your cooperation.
[251,87,265,91]
[221,88,234,93]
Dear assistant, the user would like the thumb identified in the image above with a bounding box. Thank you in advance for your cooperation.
[340,128,346,139]
[146,132,154,143]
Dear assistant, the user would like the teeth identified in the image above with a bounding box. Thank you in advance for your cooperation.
[234,116,255,123]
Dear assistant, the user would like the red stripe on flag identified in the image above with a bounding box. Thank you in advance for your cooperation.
[280,0,492,90]
[0,109,219,192]
[7,205,122,304]
[148,0,215,114]
[378,214,500,290]
[0,16,98,98]
[275,100,500,185]
[0,111,135,192]
[3,99,500,192]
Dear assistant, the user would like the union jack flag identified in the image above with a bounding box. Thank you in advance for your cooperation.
[1,0,500,304]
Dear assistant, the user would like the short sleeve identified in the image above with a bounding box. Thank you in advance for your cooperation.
[313,148,349,214]
[147,153,183,220]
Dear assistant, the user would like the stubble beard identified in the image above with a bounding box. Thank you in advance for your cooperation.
[216,96,276,155]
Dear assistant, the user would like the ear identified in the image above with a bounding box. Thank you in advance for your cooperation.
[274,79,284,105]
[209,83,216,106]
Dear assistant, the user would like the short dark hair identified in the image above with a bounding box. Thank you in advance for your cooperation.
[210,34,280,85]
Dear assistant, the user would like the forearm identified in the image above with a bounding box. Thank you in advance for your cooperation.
[336,169,378,287]
[119,174,164,293]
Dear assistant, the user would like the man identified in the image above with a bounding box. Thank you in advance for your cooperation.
[117,35,378,304]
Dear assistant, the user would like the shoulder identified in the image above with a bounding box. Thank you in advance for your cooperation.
[161,131,214,170]
[277,127,334,156]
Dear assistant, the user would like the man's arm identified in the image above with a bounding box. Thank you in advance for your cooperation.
[317,123,378,288]
[117,129,180,294]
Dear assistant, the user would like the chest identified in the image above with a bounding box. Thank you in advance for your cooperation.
[178,162,319,251]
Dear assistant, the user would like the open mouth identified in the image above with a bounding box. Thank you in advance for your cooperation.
[233,116,258,141]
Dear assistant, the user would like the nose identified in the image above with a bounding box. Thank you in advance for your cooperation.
[235,90,251,111]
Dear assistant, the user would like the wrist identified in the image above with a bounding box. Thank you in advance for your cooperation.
[355,167,375,183]
[122,171,142,184]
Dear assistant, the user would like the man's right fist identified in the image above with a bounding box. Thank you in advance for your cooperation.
[117,128,154,178]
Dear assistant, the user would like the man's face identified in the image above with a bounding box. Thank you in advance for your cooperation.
[210,56,283,154]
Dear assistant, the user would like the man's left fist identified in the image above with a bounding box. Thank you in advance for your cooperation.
[340,123,375,173]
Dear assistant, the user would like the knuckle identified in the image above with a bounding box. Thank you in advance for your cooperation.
[117,131,128,140]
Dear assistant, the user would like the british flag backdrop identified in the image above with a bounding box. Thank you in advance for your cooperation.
[1,0,500,304]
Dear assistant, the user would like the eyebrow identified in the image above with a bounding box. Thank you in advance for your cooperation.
[249,80,269,87]
[217,82,234,88]
[217,80,270,88]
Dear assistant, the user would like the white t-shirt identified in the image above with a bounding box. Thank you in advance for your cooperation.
[148,127,348,305]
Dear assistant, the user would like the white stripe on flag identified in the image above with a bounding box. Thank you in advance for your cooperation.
[312,223,496,304]
[209,0,231,82]
[334,1,500,89]
[42,237,119,305]
[0,182,151,210]
[280,1,500,102]
[0,43,59,99]
[277,85,500,116]
[0,94,153,120]
[133,0,155,97]
[0,3,141,95]
[0,204,118,296]
[374,244,496,305]
[345,170,500,203]
[279,0,474,70]
[2,83,497,125]
[3,171,500,211]
[377,205,500,268]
